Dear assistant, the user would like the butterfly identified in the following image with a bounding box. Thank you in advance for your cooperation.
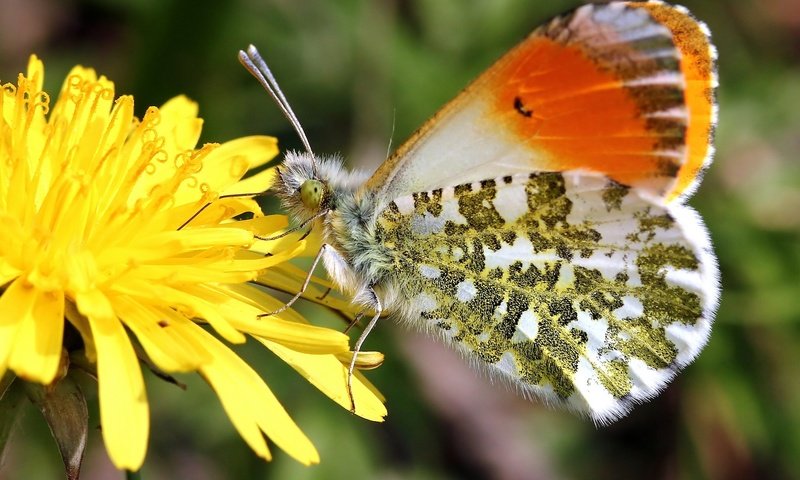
[240,0,719,424]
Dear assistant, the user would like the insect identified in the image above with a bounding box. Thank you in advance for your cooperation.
[240,0,719,423]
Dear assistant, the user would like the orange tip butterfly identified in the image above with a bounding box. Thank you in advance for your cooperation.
[241,0,719,424]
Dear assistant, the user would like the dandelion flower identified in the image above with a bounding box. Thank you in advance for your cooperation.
[0,55,386,472]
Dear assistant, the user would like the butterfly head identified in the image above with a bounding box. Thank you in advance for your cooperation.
[274,151,332,221]
[274,151,372,225]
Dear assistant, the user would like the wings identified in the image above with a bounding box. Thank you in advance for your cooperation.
[364,1,717,204]
[375,172,718,422]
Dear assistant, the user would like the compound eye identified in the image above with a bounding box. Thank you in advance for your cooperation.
[299,179,325,210]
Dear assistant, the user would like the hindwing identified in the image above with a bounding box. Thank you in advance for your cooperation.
[375,171,717,422]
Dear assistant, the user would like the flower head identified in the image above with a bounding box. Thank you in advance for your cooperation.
[0,56,385,471]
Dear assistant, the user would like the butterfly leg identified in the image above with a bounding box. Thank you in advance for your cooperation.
[347,288,382,413]
[344,308,365,334]
[257,244,328,318]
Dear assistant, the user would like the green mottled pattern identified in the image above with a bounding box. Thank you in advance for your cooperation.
[376,172,704,403]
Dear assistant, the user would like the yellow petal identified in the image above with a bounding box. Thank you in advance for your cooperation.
[174,136,278,205]
[208,285,348,353]
[264,262,336,290]
[122,106,197,207]
[173,197,262,230]
[114,296,210,372]
[256,263,359,316]
[88,304,149,471]
[64,302,97,363]
[236,240,308,271]
[75,288,116,320]
[52,65,106,125]
[0,260,21,293]
[221,284,362,358]
[222,283,308,324]
[250,221,326,260]
[177,322,319,465]
[211,136,278,171]
[223,167,277,196]
[335,350,385,371]
[26,54,45,92]
[93,96,136,203]
[297,225,325,257]
[173,227,253,251]
[117,281,246,344]
[260,339,387,422]
[0,278,35,371]
[157,96,202,152]
[235,319,349,355]
[237,215,288,237]
[8,287,64,383]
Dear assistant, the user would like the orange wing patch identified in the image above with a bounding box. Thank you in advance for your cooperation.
[483,2,715,201]
[489,36,680,192]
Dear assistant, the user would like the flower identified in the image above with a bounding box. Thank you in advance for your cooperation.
[0,55,386,471]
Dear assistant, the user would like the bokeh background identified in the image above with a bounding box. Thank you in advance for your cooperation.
[2,0,799,479]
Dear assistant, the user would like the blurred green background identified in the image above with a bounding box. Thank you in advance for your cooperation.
[2,0,799,479]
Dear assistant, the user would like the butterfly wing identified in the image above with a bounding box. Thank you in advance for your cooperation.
[376,172,718,422]
[365,1,716,204]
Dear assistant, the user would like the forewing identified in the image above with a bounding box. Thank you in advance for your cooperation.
[376,172,718,422]
[366,1,717,203]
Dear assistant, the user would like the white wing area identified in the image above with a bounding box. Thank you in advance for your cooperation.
[375,171,719,422]
[559,173,718,420]
[372,97,538,201]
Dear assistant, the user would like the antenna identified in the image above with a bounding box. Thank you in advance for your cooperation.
[239,45,314,157]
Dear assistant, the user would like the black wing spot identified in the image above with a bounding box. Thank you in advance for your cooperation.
[514,96,533,118]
